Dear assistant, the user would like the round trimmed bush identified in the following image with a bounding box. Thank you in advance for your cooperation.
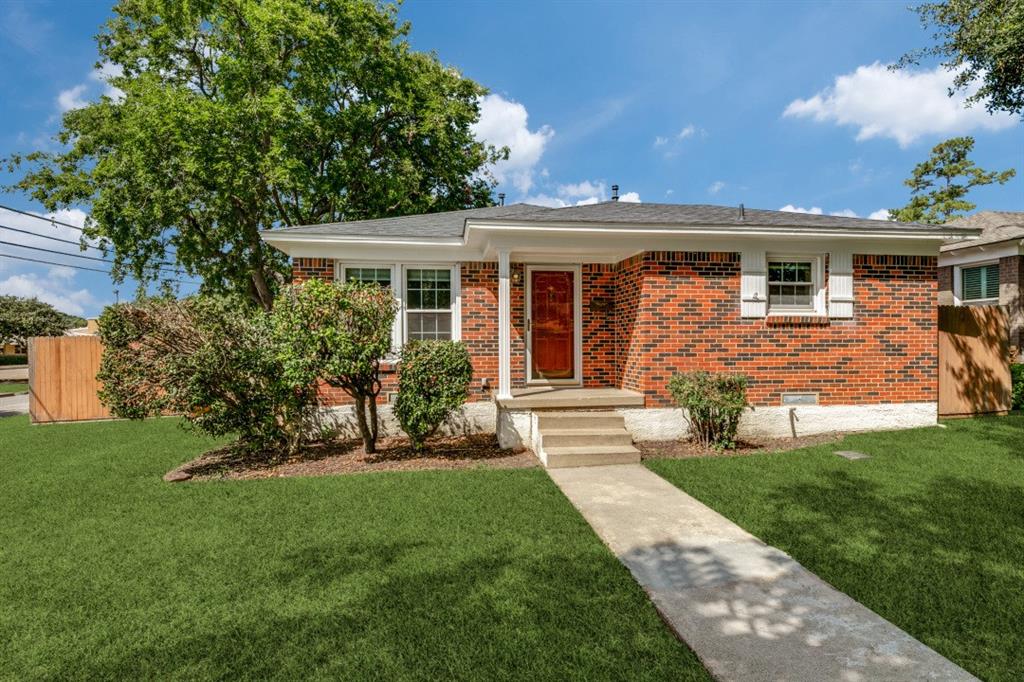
[394,341,473,450]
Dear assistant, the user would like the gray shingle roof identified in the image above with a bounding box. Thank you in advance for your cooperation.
[265,201,974,239]
[941,211,1024,251]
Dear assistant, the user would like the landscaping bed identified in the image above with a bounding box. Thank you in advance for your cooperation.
[0,415,708,680]
[173,433,537,481]
[646,415,1024,681]
[638,432,839,459]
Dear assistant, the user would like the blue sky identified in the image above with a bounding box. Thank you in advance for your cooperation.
[1,0,1021,318]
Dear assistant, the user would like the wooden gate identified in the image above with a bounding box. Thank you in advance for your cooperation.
[28,336,112,424]
[938,305,1012,417]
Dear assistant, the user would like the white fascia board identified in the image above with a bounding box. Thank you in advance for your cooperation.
[939,240,1023,267]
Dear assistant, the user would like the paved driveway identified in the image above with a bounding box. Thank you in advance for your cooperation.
[0,393,29,417]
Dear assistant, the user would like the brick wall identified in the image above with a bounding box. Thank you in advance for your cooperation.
[292,253,939,408]
[292,258,334,283]
[1000,255,1024,356]
[621,251,937,407]
[937,264,954,305]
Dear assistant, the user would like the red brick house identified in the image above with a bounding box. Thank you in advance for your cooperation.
[939,211,1024,361]
[262,201,977,466]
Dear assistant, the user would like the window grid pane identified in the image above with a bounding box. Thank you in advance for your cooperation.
[768,260,814,309]
[406,268,452,311]
[345,267,391,288]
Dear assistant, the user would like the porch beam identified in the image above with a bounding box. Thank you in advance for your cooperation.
[497,249,512,399]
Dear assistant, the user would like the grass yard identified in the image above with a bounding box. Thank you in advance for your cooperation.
[647,415,1024,681]
[0,382,27,394]
[0,415,707,681]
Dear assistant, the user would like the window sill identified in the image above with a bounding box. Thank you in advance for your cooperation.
[765,314,830,327]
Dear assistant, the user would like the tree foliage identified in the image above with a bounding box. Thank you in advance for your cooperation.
[668,371,749,450]
[394,340,473,450]
[8,0,505,309]
[897,0,1024,116]
[269,278,397,453]
[0,296,85,346]
[889,136,1015,224]
[97,297,320,454]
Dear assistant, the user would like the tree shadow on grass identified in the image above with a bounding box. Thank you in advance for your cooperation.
[761,468,1024,680]
[51,539,707,681]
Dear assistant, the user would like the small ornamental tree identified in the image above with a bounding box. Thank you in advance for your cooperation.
[0,295,85,347]
[97,297,319,453]
[270,278,397,453]
[394,341,473,450]
[668,371,750,450]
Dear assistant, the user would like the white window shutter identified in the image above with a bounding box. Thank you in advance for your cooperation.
[740,250,767,318]
[829,251,854,318]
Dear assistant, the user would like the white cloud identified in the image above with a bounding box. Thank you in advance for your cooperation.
[677,124,697,140]
[779,204,824,215]
[558,180,606,199]
[708,181,726,195]
[521,193,568,208]
[90,62,124,101]
[868,208,891,221]
[653,136,669,147]
[0,271,100,317]
[618,191,641,203]
[575,196,601,206]
[830,209,859,218]
[472,94,554,193]
[783,62,1016,147]
[57,84,89,112]
[665,189,675,197]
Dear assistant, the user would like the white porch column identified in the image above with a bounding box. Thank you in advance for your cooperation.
[497,249,512,399]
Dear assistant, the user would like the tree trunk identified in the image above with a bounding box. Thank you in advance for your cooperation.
[368,393,379,444]
[353,393,375,454]
[251,267,274,311]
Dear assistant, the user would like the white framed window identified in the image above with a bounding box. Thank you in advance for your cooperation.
[956,261,1000,304]
[404,266,456,341]
[334,262,460,347]
[767,255,825,315]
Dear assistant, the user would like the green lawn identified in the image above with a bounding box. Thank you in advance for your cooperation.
[0,416,707,681]
[0,382,27,394]
[647,415,1024,681]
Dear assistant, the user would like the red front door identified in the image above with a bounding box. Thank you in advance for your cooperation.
[530,270,575,380]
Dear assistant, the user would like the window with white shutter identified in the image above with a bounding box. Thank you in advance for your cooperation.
[960,263,1000,303]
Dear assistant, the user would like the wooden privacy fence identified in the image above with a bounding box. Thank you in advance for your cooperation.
[28,336,112,424]
[938,305,1012,417]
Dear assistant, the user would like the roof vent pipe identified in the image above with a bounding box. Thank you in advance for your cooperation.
[611,185,619,202]
[498,192,505,206]
[739,203,745,221]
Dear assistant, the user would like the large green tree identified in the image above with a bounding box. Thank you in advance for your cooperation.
[889,136,1015,223]
[7,0,505,309]
[0,296,86,347]
[897,0,1024,116]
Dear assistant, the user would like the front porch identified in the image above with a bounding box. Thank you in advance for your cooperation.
[496,386,644,410]
[496,387,645,468]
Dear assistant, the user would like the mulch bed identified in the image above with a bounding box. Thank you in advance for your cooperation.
[169,433,538,481]
[638,432,840,460]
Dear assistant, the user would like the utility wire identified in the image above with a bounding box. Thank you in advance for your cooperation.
[0,239,201,285]
[0,252,112,274]
[0,203,179,256]
[0,222,108,252]
[0,232,199,281]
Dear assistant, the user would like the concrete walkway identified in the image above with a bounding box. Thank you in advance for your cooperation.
[549,464,976,682]
[0,393,29,418]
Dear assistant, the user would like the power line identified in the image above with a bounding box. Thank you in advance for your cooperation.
[0,223,108,252]
[0,203,179,256]
[0,233,199,281]
[0,204,86,232]
[0,252,112,274]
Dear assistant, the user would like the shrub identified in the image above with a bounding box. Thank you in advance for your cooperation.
[0,354,27,366]
[668,371,749,449]
[1012,363,1024,411]
[270,279,397,454]
[97,297,320,454]
[394,341,474,450]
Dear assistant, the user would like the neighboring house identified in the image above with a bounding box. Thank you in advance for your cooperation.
[939,211,1024,361]
[261,201,976,462]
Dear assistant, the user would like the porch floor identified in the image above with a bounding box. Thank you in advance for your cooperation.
[497,387,645,410]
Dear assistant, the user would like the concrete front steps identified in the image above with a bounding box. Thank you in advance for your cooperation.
[536,411,641,468]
